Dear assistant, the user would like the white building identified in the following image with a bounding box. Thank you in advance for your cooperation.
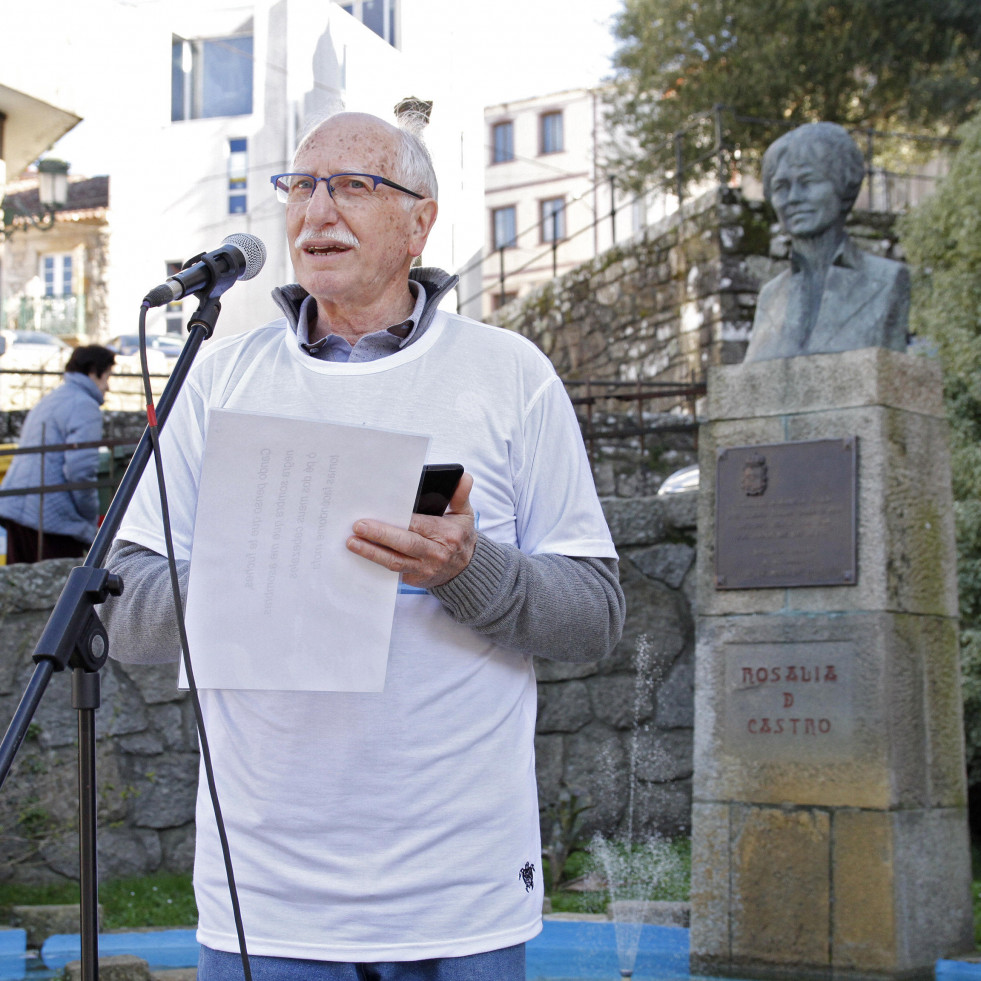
[481,89,660,314]
[478,87,676,320]
[2,0,485,342]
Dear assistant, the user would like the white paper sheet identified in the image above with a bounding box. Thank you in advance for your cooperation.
[181,409,430,692]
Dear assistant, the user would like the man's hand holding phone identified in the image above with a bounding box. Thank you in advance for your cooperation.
[346,468,476,589]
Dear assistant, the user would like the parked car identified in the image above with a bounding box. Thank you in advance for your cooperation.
[106,333,184,360]
[0,330,73,410]
[657,464,699,495]
[0,330,72,373]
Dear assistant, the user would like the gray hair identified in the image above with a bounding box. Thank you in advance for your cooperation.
[393,124,438,202]
[761,122,865,213]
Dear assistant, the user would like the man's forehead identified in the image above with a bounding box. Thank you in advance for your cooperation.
[296,116,398,172]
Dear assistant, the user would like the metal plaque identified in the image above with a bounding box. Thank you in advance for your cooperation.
[715,438,857,589]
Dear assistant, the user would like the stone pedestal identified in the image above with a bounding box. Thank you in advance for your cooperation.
[690,349,973,980]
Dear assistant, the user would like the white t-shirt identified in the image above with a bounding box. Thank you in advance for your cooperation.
[118,308,616,961]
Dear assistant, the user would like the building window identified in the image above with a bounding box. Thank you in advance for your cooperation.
[172,33,254,121]
[42,254,73,298]
[491,121,514,164]
[338,0,399,47]
[540,198,566,242]
[492,206,517,250]
[540,111,564,154]
[228,138,248,214]
[491,291,518,311]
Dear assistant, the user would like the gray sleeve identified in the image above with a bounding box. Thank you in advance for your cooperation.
[100,534,626,666]
[101,539,187,664]
[430,533,625,662]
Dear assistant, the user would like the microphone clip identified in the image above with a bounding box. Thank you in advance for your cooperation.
[187,293,223,339]
[182,251,230,302]
[181,251,208,271]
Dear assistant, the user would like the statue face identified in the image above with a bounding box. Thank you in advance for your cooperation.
[769,156,844,240]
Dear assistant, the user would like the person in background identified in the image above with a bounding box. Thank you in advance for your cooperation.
[0,344,115,563]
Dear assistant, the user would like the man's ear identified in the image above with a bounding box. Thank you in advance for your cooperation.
[408,198,438,258]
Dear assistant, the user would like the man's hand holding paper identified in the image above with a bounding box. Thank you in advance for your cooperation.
[347,473,476,589]
[183,408,430,693]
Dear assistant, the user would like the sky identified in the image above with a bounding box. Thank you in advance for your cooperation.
[464,0,622,106]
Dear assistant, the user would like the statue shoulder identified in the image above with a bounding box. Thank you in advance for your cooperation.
[848,245,909,287]
[754,267,792,313]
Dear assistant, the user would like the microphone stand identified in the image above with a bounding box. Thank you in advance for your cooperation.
[0,292,224,981]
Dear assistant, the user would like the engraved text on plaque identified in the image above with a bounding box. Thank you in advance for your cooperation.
[715,438,857,589]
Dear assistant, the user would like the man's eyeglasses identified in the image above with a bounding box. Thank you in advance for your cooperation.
[270,172,425,205]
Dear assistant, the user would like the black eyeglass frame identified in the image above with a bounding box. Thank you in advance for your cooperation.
[270,172,425,203]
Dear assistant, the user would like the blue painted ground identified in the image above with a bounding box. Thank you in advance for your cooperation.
[0,920,975,979]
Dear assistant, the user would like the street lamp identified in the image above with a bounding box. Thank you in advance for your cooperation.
[1,158,70,240]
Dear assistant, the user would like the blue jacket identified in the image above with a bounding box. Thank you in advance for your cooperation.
[0,372,105,542]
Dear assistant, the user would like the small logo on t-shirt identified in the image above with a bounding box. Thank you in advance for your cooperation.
[519,861,535,892]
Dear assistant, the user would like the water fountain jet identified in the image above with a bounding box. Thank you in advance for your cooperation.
[581,634,688,979]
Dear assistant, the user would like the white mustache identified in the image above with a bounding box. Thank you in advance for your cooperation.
[295,227,361,249]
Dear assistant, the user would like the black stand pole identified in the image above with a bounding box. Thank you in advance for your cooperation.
[0,294,223,981]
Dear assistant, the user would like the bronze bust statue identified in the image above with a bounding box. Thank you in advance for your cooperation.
[743,122,909,363]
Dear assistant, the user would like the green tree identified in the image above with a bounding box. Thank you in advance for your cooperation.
[605,0,981,191]
[899,109,981,795]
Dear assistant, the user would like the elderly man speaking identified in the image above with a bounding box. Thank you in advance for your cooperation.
[102,112,624,980]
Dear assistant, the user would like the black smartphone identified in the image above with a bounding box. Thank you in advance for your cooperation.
[413,463,464,516]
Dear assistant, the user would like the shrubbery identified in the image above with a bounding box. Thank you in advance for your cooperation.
[900,109,981,822]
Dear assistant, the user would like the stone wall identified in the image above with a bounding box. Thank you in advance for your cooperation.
[0,561,197,886]
[538,492,697,849]
[0,492,697,885]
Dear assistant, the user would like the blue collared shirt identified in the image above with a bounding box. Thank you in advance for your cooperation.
[292,281,428,363]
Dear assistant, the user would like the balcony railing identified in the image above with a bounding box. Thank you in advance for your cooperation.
[12,295,86,336]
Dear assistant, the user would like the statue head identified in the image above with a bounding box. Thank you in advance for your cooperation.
[761,123,865,239]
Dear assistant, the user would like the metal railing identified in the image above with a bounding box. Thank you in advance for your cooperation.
[12,295,86,336]
[467,105,959,312]
[565,376,705,470]
[0,437,138,563]
[0,367,172,413]
[0,378,704,563]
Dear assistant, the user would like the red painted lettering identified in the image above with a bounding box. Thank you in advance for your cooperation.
[824,666,837,682]
[783,693,794,708]
[742,668,754,685]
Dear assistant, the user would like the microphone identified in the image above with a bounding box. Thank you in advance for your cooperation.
[143,233,267,307]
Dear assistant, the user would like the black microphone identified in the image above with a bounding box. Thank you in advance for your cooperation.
[143,233,267,307]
